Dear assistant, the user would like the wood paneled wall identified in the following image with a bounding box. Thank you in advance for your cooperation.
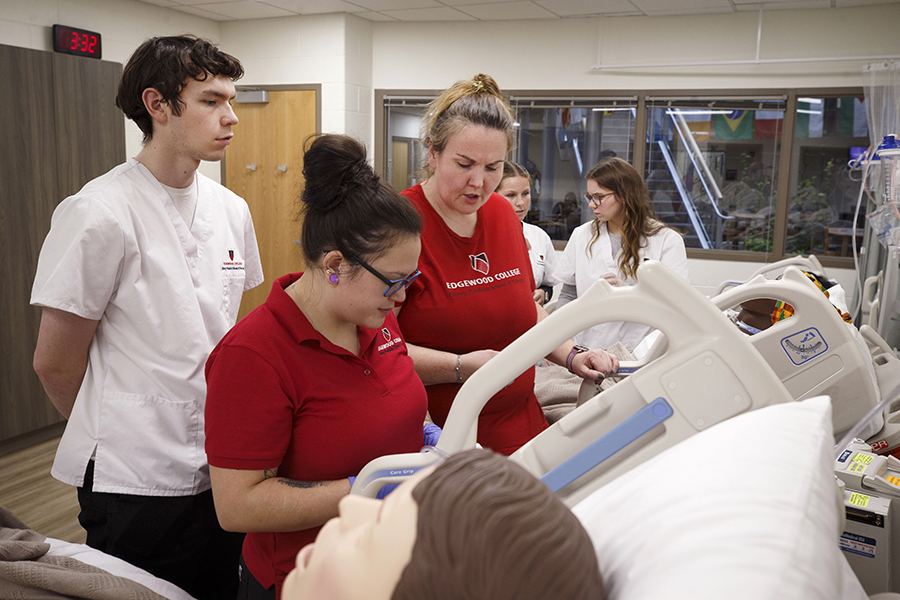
[0,44,124,443]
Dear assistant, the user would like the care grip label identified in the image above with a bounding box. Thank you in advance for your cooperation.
[848,462,867,473]
[887,475,900,487]
[852,453,875,465]
[849,492,870,508]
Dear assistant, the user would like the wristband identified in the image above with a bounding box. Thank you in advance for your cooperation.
[566,345,589,374]
[456,354,462,384]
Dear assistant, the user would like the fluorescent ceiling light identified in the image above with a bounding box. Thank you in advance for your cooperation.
[799,97,823,104]
[666,109,731,115]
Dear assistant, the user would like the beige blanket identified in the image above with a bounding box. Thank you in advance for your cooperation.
[0,505,169,600]
[535,342,635,424]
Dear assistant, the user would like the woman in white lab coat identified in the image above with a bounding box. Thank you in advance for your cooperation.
[555,157,688,351]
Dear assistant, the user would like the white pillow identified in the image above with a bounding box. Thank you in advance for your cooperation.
[572,396,867,600]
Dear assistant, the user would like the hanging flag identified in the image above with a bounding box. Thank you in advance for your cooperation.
[795,110,811,138]
[715,110,754,140]
[754,110,783,139]
[838,98,869,138]
[676,110,711,141]
[796,98,818,138]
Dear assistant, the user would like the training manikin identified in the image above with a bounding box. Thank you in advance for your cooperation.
[281,449,604,600]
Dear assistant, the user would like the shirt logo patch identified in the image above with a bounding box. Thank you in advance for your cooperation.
[470,252,490,275]
[222,249,244,273]
[377,327,403,354]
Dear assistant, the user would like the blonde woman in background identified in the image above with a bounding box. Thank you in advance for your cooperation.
[496,161,557,306]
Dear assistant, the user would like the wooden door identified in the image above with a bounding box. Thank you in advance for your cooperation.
[225,90,317,320]
[391,139,410,191]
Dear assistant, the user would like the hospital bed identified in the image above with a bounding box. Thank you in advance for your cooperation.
[350,260,889,599]
[712,265,882,438]
[593,263,883,442]
[353,260,793,505]
[714,253,827,295]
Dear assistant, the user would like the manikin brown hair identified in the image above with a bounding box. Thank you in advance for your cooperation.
[391,449,604,600]
[585,157,674,280]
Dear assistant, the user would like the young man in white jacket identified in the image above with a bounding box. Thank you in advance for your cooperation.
[31,35,263,600]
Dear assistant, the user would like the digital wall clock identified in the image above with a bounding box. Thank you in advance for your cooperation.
[52,24,102,59]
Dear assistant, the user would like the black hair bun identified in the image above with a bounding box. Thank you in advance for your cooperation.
[302,134,378,212]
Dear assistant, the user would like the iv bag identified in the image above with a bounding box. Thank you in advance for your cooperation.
[878,135,900,206]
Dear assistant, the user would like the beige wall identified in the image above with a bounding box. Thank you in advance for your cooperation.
[372,5,900,92]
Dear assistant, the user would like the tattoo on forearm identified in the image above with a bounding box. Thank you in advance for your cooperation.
[263,468,278,480]
[278,479,325,490]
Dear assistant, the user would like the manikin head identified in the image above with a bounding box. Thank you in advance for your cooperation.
[283,449,603,600]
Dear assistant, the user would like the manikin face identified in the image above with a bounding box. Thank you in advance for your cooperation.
[497,175,530,221]
[427,124,508,216]
[163,74,238,164]
[282,466,435,600]
[336,235,421,330]
[586,179,624,232]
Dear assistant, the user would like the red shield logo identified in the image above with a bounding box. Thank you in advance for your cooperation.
[469,252,489,275]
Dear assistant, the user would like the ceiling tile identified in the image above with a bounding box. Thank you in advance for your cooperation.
[345,0,442,9]
[262,0,367,13]
[641,6,733,14]
[836,0,900,5]
[440,0,523,5]
[631,0,733,12]
[455,1,558,19]
[134,0,900,21]
[185,1,297,18]
[535,0,643,17]
[733,0,831,8]
[169,4,235,19]
[136,0,178,7]
[165,0,239,5]
[353,10,401,19]
[379,5,478,19]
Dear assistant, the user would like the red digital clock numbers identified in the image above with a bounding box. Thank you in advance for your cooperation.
[52,24,102,59]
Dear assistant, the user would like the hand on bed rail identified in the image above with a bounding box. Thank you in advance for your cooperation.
[570,349,620,383]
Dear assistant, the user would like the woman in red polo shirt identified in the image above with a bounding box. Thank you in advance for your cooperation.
[204,134,430,600]
[397,74,619,456]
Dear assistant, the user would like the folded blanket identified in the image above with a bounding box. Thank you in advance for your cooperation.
[0,505,169,600]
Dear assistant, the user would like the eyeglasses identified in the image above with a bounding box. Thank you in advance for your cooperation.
[352,255,421,297]
[584,192,615,206]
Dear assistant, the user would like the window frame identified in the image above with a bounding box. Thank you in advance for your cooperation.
[375,86,866,269]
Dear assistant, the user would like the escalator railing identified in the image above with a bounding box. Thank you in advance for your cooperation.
[650,110,736,249]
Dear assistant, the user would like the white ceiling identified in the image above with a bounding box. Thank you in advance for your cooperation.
[136,0,900,22]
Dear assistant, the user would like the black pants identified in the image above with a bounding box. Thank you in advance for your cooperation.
[237,554,276,600]
[77,460,244,600]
